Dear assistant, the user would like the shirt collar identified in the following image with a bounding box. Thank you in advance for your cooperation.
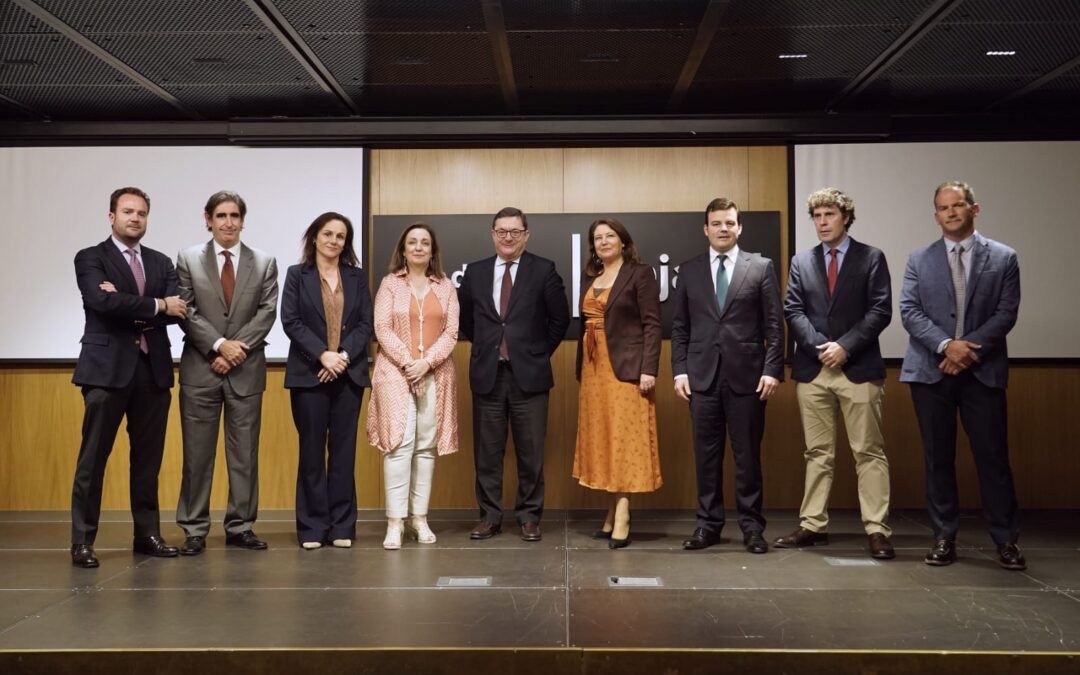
[111,236,141,255]
[945,231,977,253]
[213,240,240,258]
[822,235,851,257]
[711,244,739,265]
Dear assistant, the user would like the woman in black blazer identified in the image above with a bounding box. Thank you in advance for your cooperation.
[282,212,372,549]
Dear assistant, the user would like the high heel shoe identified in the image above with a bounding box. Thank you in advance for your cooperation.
[383,522,403,550]
[608,535,631,549]
[591,529,613,540]
[408,517,437,544]
[608,495,631,549]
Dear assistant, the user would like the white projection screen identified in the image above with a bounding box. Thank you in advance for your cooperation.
[0,146,365,360]
[795,141,1080,359]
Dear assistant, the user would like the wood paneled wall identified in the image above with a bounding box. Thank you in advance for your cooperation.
[2,147,1077,513]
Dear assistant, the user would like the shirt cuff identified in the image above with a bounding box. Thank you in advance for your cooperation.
[674,373,688,382]
[213,338,226,352]
[936,338,951,354]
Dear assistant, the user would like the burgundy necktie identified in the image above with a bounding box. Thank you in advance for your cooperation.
[221,250,235,309]
[827,248,839,296]
[499,260,514,361]
[126,248,148,353]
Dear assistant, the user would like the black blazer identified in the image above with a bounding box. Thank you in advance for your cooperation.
[785,238,891,384]
[72,239,179,390]
[575,263,662,383]
[458,251,570,395]
[670,250,785,395]
[281,263,373,389]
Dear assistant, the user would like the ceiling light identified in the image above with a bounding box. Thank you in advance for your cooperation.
[985,50,1016,56]
[779,54,808,59]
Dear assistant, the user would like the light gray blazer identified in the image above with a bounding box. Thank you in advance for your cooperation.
[899,232,1019,389]
[177,241,279,396]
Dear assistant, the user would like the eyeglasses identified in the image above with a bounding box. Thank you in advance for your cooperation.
[493,228,527,240]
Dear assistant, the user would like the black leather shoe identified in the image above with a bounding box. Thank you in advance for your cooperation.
[520,522,542,542]
[225,530,268,550]
[773,527,829,548]
[469,521,501,540]
[924,539,956,566]
[71,544,99,568]
[608,535,630,549]
[743,531,768,554]
[179,536,206,556]
[868,533,895,560]
[591,529,613,540]
[133,535,179,557]
[997,543,1026,571]
[682,527,721,550]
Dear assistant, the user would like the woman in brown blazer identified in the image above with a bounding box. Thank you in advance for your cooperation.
[573,218,662,548]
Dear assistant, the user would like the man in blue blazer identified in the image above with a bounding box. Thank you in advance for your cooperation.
[70,187,188,568]
[900,180,1024,571]
[671,197,784,554]
[778,188,894,560]
[458,206,570,542]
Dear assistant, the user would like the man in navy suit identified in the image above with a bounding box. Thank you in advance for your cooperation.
[671,197,784,554]
[900,180,1024,571]
[458,206,570,542]
[70,187,188,568]
[777,188,894,560]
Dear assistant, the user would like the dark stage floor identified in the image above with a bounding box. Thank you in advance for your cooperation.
[1,508,1078,656]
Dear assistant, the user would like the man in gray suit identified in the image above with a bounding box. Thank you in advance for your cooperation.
[175,191,279,554]
[899,180,1024,571]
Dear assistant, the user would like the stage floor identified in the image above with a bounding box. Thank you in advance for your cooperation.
[1,508,1078,653]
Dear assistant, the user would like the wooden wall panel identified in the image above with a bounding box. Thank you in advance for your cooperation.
[4,147,1077,515]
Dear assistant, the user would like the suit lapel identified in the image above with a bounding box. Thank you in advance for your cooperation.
[504,253,529,318]
[104,240,140,294]
[341,265,358,320]
[604,263,632,314]
[963,234,989,313]
[932,239,957,308]
[721,251,750,318]
[475,256,499,318]
[696,254,722,322]
[233,242,254,300]
[827,239,859,313]
[301,265,326,321]
[201,242,227,309]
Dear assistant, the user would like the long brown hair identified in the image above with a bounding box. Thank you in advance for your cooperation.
[300,212,359,267]
[388,221,445,277]
[585,217,642,277]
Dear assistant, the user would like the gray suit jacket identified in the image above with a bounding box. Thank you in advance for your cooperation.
[177,241,279,396]
[899,232,1019,389]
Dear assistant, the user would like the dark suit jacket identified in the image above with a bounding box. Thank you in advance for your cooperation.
[458,251,570,395]
[671,250,784,395]
[281,263,373,389]
[785,238,892,384]
[575,262,662,383]
[72,239,179,390]
[899,232,1019,389]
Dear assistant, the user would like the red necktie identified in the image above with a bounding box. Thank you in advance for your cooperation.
[499,260,514,361]
[126,248,148,353]
[827,248,839,296]
[221,250,235,309]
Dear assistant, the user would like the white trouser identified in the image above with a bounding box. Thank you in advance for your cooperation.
[384,374,437,519]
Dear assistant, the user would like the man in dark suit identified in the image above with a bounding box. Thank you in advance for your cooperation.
[777,188,894,559]
[671,197,784,554]
[70,187,188,568]
[900,180,1024,571]
[175,191,278,555]
[458,206,570,541]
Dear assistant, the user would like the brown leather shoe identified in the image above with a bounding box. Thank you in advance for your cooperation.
[773,527,828,548]
[469,521,501,540]
[997,543,1026,571]
[868,533,895,560]
[520,521,542,542]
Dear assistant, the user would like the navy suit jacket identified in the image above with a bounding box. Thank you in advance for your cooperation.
[281,263,373,389]
[72,239,179,390]
[785,237,892,384]
[457,251,570,395]
[671,250,784,395]
[899,232,1019,389]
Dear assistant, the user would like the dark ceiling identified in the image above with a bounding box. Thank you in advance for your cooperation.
[1,0,1079,144]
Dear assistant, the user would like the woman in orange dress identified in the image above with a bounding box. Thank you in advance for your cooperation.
[573,218,662,548]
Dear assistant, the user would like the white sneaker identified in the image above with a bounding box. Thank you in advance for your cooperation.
[332,539,352,548]
[383,523,403,550]
[301,541,322,550]
[409,517,437,544]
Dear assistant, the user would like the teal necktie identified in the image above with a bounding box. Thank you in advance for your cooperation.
[715,255,728,311]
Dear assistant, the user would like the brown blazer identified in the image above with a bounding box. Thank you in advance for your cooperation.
[575,262,662,383]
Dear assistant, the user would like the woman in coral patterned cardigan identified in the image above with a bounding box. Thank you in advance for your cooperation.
[367,222,459,550]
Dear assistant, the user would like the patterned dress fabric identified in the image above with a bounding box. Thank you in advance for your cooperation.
[572,287,662,493]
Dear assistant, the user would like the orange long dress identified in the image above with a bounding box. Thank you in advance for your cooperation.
[572,287,662,493]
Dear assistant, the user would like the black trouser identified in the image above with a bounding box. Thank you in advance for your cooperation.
[71,354,171,545]
[473,362,548,525]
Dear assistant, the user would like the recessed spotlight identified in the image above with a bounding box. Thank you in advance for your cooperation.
[986,50,1016,56]
[779,53,808,59]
